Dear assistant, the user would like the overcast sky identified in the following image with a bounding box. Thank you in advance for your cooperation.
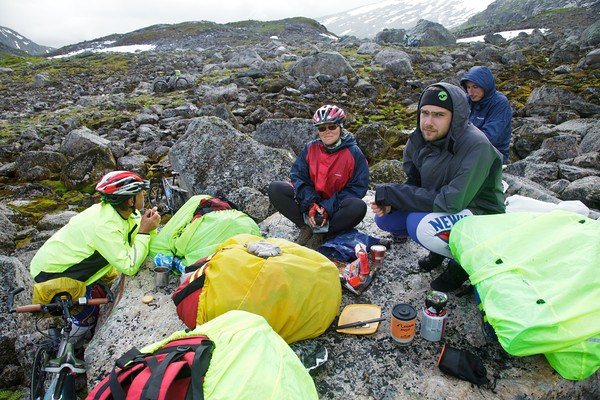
[0,0,378,48]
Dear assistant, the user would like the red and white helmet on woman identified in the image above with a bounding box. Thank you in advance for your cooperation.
[313,105,346,127]
[96,171,149,204]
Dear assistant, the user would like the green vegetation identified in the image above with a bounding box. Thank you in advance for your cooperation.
[0,53,44,67]
[39,179,69,195]
[9,197,68,226]
[0,390,23,400]
[227,17,325,34]
[123,21,218,43]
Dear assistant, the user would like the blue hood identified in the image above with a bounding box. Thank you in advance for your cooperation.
[460,66,497,102]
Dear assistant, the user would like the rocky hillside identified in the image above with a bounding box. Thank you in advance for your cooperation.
[0,9,599,400]
[48,17,335,56]
[453,0,600,37]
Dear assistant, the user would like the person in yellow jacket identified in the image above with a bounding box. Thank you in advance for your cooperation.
[30,170,161,348]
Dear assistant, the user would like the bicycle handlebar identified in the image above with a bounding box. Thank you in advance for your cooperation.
[148,164,169,172]
[8,287,111,314]
[148,164,180,178]
[14,298,110,314]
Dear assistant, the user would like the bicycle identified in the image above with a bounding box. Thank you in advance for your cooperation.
[152,70,189,94]
[146,164,190,215]
[8,287,113,400]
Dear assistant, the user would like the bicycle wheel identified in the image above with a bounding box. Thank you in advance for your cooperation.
[31,345,52,400]
[174,77,188,90]
[53,370,76,400]
[147,182,168,214]
[153,79,168,94]
[171,188,188,215]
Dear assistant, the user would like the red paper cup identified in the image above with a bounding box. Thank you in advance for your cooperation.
[370,245,387,264]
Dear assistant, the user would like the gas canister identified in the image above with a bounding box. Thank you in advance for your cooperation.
[420,290,448,342]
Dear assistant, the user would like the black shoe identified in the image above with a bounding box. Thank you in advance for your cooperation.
[305,233,326,250]
[418,252,446,272]
[431,260,469,291]
[296,226,313,246]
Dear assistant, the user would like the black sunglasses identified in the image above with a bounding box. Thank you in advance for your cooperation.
[317,124,339,132]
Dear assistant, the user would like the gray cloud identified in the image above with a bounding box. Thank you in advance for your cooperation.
[0,0,375,48]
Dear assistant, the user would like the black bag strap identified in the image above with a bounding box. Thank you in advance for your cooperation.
[117,347,143,368]
[94,347,143,400]
[142,340,214,400]
[183,257,209,274]
[141,350,186,399]
[172,274,206,306]
[185,340,214,400]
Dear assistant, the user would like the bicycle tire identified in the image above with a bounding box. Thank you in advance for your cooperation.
[53,370,76,400]
[147,182,168,214]
[153,79,169,94]
[174,77,188,90]
[171,189,188,215]
[30,345,52,400]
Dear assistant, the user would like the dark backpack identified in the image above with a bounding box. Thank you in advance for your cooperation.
[87,336,213,400]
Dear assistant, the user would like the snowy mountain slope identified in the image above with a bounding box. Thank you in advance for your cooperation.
[318,0,495,38]
[0,26,54,55]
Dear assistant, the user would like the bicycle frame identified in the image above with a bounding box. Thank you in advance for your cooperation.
[146,165,189,215]
[9,288,111,400]
[161,174,177,214]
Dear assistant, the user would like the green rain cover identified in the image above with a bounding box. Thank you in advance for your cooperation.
[149,195,260,266]
[134,310,319,399]
[449,210,600,380]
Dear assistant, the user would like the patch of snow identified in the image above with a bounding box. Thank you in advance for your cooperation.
[458,28,549,43]
[51,44,156,58]
[319,33,339,40]
[97,44,156,53]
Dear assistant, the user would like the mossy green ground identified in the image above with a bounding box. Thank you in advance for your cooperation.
[0,390,22,400]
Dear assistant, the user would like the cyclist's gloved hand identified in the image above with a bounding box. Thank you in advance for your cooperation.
[308,203,320,219]
[308,203,327,227]
[245,241,282,258]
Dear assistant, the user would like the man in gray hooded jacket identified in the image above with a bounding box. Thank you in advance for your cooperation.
[371,82,505,291]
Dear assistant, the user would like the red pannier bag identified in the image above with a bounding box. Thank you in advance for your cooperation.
[87,336,213,400]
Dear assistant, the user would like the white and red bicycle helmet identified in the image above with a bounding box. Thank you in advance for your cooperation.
[313,105,346,127]
[96,171,149,204]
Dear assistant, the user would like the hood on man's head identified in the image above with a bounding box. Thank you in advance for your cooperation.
[460,66,497,98]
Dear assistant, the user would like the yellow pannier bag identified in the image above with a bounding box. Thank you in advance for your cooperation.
[32,277,87,305]
[196,233,342,344]
[32,277,87,317]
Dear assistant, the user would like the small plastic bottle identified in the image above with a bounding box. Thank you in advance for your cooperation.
[355,243,370,280]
